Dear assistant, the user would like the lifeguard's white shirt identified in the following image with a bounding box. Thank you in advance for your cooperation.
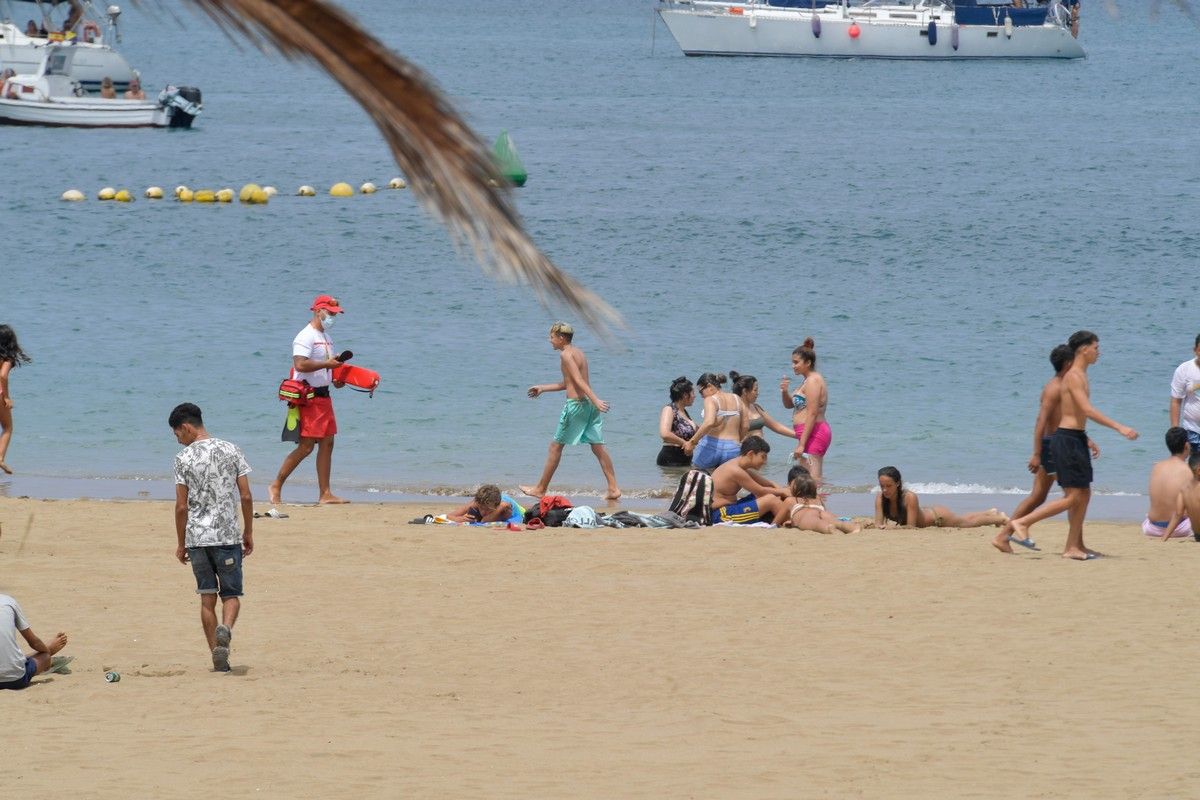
[0,594,31,681]
[1171,359,1200,434]
[293,323,334,388]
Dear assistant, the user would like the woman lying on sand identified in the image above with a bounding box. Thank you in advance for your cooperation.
[874,466,1009,529]
[783,474,860,534]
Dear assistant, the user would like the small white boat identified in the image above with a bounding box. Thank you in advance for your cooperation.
[0,0,135,91]
[0,45,200,127]
[658,0,1085,60]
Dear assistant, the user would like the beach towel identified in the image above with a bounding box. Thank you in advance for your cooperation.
[564,507,601,528]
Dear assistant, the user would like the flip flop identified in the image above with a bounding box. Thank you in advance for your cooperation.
[526,518,545,530]
[506,522,524,532]
[1008,535,1040,551]
[48,655,74,674]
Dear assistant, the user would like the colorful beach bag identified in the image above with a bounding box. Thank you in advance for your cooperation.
[278,377,315,406]
[669,469,714,526]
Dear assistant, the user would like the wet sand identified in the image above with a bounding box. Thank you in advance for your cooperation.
[3,496,1197,798]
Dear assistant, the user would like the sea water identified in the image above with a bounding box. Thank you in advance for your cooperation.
[0,1,1196,510]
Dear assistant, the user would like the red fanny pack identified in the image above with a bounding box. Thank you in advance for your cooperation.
[278,378,315,406]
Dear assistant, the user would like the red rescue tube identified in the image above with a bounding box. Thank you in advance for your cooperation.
[332,364,381,395]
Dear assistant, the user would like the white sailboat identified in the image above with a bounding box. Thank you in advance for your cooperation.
[0,0,134,91]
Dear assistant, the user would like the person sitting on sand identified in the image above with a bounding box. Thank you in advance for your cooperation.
[784,473,859,534]
[1146,427,1193,538]
[875,466,1008,530]
[0,592,69,690]
[1161,451,1200,542]
[683,372,747,471]
[448,484,525,524]
[123,76,145,100]
[656,376,697,468]
[731,372,796,444]
[710,436,791,524]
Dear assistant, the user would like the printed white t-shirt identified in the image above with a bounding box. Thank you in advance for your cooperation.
[173,438,252,548]
[293,324,334,388]
[1170,359,1200,434]
[0,594,31,681]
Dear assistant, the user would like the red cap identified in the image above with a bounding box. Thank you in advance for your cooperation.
[310,294,344,314]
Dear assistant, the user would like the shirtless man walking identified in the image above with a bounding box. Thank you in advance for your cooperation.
[993,344,1098,553]
[1143,427,1193,539]
[709,436,791,525]
[521,322,620,502]
[1009,331,1138,560]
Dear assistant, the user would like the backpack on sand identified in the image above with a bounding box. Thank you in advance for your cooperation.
[668,469,713,525]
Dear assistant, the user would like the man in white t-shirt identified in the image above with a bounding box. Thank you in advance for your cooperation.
[1170,334,1200,454]
[171,402,253,672]
[0,593,68,690]
[268,294,349,505]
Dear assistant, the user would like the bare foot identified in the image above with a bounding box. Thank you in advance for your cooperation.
[1009,518,1031,542]
[992,531,1014,554]
[0,462,11,475]
[996,519,1014,539]
[987,509,1010,526]
[48,632,68,655]
[268,481,282,505]
[319,493,349,504]
[519,484,546,498]
[1062,549,1093,561]
[605,489,622,503]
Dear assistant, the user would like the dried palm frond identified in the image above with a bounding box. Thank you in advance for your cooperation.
[183,0,622,337]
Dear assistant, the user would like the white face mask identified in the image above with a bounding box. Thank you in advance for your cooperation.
[321,312,337,329]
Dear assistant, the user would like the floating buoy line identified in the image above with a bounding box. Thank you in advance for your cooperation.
[61,178,412,203]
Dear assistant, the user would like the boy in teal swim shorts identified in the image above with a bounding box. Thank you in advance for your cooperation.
[520,323,621,502]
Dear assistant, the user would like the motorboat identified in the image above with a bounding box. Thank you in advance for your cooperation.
[0,0,134,92]
[657,0,1085,60]
[0,44,200,127]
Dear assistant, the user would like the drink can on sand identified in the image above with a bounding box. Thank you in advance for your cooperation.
[104,671,121,683]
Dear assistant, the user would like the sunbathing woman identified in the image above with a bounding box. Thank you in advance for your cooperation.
[683,373,747,471]
[784,474,860,534]
[731,372,796,444]
[656,376,697,468]
[874,466,1008,529]
[780,338,831,485]
[0,324,32,475]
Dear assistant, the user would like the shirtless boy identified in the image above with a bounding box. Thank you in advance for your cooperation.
[993,344,1098,553]
[521,323,620,502]
[710,436,791,524]
[1009,331,1138,560]
[1161,451,1200,542]
[1145,427,1193,538]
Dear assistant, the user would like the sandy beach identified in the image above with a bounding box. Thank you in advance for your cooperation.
[3,495,1198,798]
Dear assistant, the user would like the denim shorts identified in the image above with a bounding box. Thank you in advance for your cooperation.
[188,545,244,598]
[0,656,37,690]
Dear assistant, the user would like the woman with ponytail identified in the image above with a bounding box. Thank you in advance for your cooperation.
[780,338,831,484]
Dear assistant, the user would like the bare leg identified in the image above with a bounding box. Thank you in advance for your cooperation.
[30,632,68,675]
[316,436,347,504]
[590,443,621,501]
[221,596,241,629]
[1009,494,1073,542]
[1062,486,1092,559]
[520,441,564,498]
[940,508,1009,528]
[269,439,316,504]
[1010,469,1054,521]
[756,494,786,521]
[200,594,219,650]
[0,403,12,473]
[835,519,861,534]
[806,453,824,486]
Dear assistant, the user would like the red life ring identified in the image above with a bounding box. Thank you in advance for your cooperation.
[81,21,100,43]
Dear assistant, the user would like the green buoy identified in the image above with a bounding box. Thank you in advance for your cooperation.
[492,130,527,187]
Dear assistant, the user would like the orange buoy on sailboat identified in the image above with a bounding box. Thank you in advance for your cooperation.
[848,22,861,39]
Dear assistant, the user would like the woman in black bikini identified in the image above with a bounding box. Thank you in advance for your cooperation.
[656,376,697,467]
[874,466,1008,529]
[730,372,796,444]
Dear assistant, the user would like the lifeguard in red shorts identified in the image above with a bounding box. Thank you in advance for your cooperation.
[269,295,349,505]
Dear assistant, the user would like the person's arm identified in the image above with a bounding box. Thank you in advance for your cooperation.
[780,376,794,409]
[174,484,189,564]
[560,353,608,412]
[746,470,789,497]
[737,398,749,441]
[874,493,887,528]
[1067,374,1137,439]
[900,492,921,529]
[293,353,340,373]
[18,626,51,656]
[237,474,254,557]
[659,406,688,447]
[1028,384,1053,473]
[1162,492,1186,541]
[0,361,11,409]
[685,395,719,454]
[1170,397,1182,429]
[481,502,512,523]
[757,406,797,439]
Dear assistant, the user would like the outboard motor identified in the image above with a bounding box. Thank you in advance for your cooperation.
[161,85,202,129]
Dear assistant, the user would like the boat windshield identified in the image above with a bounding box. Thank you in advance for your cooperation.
[47,50,69,75]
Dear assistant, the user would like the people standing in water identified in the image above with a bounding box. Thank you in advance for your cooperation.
[521,322,621,502]
[1008,331,1138,560]
[993,344,1098,553]
[0,324,32,475]
[269,295,349,505]
[780,338,831,485]
[1142,427,1192,539]
[730,372,796,443]
[875,466,1008,529]
[1169,334,1200,455]
[657,376,697,468]
[683,373,747,471]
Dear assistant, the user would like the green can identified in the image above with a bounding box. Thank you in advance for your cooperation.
[104,671,121,683]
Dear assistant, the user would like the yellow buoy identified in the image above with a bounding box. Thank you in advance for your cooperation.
[238,183,263,203]
[329,182,354,197]
[145,186,164,199]
[178,188,194,202]
[263,186,278,198]
[98,187,116,200]
[174,185,189,198]
[194,190,216,203]
[360,182,377,194]
[297,185,316,196]
[216,188,234,203]
[61,189,86,202]
[387,177,407,189]
[250,188,269,204]
[114,189,133,203]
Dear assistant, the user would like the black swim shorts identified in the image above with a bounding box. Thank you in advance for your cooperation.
[1039,435,1056,475]
[1049,428,1091,489]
